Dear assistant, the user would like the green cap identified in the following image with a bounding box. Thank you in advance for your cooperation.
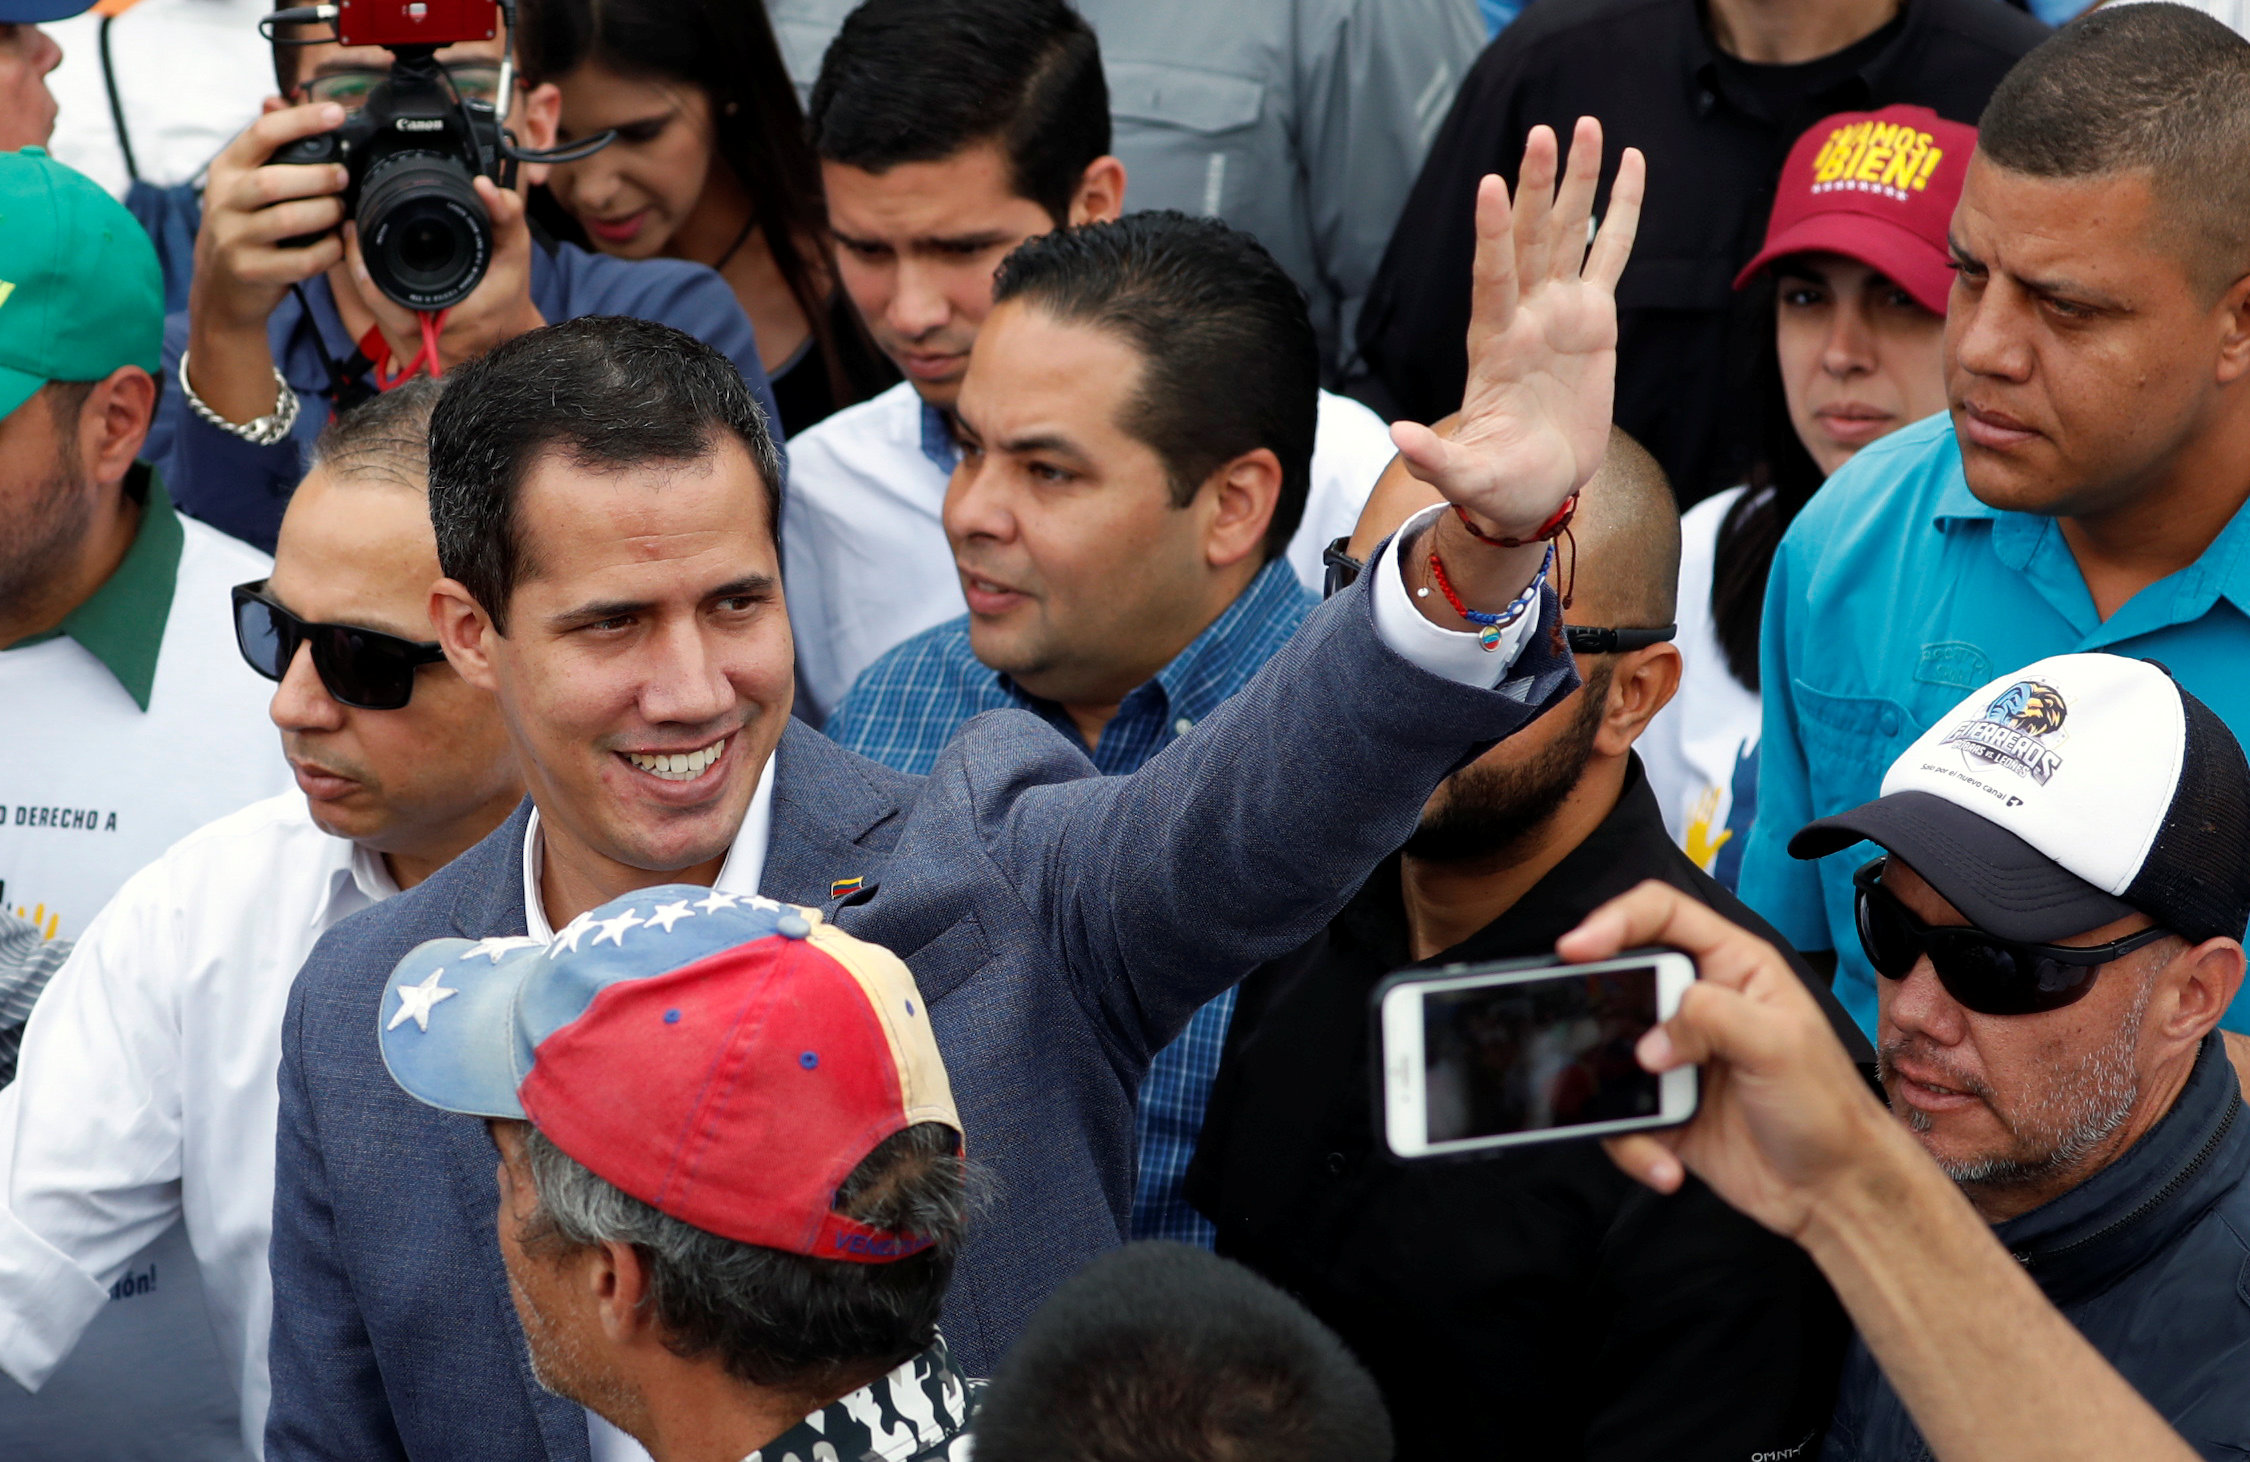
[0,147,162,422]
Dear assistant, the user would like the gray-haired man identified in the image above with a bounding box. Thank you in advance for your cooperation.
[378,890,977,1462]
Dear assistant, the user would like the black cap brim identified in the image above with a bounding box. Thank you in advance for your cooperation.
[1789,790,2136,944]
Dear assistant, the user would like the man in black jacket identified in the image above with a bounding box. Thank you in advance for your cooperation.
[1187,433,1876,1461]
[1783,651,2250,1458]
[1351,0,2046,503]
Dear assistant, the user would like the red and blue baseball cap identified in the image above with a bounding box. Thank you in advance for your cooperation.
[380,888,961,1263]
[1734,105,1976,316]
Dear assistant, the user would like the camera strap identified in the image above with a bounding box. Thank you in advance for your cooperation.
[358,311,451,391]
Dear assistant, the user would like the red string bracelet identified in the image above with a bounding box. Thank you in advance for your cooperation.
[1454,493,1578,547]
[1425,541,1548,650]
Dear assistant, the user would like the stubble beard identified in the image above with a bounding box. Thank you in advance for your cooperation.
[1402,662,1610,866]
[512,1270,639,1429]
[1884,981,2151,1200]
[0,464,91,612]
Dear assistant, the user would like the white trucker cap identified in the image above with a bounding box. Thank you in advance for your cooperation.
[1789,654,2250,944]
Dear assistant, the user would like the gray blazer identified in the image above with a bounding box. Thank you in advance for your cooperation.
[266,570,1574,1461]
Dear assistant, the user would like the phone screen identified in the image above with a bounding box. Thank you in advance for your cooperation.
[1420,964,1661,1142]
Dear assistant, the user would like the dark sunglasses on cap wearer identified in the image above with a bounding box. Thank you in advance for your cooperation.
[231,580,447,711]
[1852,857,2174,1017]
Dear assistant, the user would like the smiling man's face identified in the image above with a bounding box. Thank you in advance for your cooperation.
[1943,156,2236,520]
[475,438,792,887]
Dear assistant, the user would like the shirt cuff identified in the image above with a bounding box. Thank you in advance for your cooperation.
[0,1198,110,1391]
[1369,502,1542,687]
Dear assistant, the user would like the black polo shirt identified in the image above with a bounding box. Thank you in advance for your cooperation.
[1350,0,2047,503]
[1185,757,1878,1461]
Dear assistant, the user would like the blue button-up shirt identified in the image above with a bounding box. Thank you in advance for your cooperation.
[1740,413,2250,1035]
[827,557,1317,1244]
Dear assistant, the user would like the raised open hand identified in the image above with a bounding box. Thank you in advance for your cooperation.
[1391,117,1644,541]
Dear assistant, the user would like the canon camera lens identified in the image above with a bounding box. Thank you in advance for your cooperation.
[356,151,492,311]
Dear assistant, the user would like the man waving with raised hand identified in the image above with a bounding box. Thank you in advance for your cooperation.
[266,123,1643,1462]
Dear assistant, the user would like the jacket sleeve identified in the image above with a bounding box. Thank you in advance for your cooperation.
[951,534,1576,1064]
[1735,526,1833,954]
[264,965,408,1462]
[1581,1179,1852,1462]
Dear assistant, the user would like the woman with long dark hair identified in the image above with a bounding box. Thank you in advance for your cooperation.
[516,0,895,434]
[1643,106,1971,888]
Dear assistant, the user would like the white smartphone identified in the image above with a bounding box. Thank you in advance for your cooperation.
[1377,949,1698,1159]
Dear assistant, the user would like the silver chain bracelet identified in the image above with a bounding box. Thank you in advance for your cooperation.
[178,352,301,447]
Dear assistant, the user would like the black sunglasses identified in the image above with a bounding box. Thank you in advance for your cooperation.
[1852,858,2173,1016]
[231,580,447,710]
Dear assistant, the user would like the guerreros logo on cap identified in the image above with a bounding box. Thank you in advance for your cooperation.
[1939,680,2069,787]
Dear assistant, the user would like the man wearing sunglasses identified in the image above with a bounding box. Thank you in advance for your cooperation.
[142,0,783,555]
[1186,428,1874,1461]
[0,378,522,1461]
[1779,651,2250,1457]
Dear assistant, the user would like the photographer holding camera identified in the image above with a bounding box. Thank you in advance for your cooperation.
[145,0,782,553]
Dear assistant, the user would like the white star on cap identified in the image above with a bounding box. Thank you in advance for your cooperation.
[645,900,695,933]
[549,911,597,957]
[388,968,458,1033]
[461,936,542,964]
[695,889,739,914]
[591,908,644,947]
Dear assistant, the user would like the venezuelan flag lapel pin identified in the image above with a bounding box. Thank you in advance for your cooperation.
[830,875,866,897]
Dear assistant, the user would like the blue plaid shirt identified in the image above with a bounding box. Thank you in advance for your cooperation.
[827,557,1316,1245]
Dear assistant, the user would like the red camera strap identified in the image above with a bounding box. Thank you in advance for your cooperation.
[357,310,452,391]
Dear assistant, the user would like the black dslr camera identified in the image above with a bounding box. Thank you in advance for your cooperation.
[264,0,606,311]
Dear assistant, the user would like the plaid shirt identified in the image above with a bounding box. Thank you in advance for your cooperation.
[826,557,1316,1244]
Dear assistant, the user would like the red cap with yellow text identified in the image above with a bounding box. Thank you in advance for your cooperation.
[1734,105,1976,316]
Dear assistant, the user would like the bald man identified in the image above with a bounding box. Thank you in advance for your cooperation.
[1185,431,1877,1461]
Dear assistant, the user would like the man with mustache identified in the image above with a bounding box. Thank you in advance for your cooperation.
[1740,4,2250,1039]
[1782,651,2250,1456]
[0,146,283,1462]
[0,379,521,1458]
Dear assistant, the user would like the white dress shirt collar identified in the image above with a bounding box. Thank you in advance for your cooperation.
[312,838,400,932]
[520,749,778,939]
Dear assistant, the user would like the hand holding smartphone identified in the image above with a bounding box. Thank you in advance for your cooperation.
[1378,950,1697,1158]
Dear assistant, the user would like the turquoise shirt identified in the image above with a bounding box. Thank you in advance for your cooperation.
[1739,413,2250,1035]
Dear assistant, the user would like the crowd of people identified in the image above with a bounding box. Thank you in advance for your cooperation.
[2,0,2249,1459]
